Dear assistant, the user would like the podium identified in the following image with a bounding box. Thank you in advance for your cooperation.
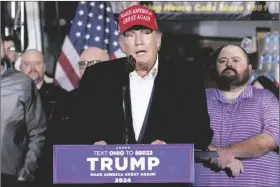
[53,144,218,184]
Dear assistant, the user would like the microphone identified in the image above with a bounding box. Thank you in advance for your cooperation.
[122,55,136,144]
[124,55,136,73]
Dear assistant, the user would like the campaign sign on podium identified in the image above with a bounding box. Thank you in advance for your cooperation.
[53,144,194,184]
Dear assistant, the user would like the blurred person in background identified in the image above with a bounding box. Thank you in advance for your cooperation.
[252,75,279,99]
[20,49,47,90]
[20,49,66,119]
[1,37,47,187]
[1,39,8,73]
[195,45,279,187]
[78,47,110,78]
[3,36,20,68]
[19,49,67,187]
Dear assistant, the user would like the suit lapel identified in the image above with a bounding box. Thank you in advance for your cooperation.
[123,77,137,144]
[136,57,170,143]
[136,83,156,143]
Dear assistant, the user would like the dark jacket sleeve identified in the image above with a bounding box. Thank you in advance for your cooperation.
[77,64,102,144]
[18,80,47,181]
[77,58,129,144]
[178,61,213,150]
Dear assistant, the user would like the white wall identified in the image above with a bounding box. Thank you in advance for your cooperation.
[198,21,278,38]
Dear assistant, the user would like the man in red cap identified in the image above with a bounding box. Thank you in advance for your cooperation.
[78,5,213,185]
[79,3,212,151]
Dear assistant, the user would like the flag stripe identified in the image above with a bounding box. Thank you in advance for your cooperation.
[62,36,81,76]
[54,62,74,91]
[58,52,80,88]
[55,36,81,90]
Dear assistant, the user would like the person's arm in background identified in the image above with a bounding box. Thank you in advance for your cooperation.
[18,79,47,181]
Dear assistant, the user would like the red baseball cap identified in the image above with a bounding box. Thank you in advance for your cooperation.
[118,5,158,34]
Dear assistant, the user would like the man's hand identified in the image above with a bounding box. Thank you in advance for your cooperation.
[206,145,244,176]
[151,140,166,144]
[17,176,25,181]
[225,159,244,177]
[94,141,107,145]
[207,144,218,151]
[198,144,218,162]
[210,147,235,169]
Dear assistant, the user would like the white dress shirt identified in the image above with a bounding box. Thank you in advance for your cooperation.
[129,56,159,141]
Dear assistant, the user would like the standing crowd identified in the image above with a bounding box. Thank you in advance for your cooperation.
[1,4,279,187]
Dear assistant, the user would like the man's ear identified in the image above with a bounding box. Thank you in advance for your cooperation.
[248,64,252,74]
[43,63,46,73]
[155,31,162,51]
[119,35,127,54]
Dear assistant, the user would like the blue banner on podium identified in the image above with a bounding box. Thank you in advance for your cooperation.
[53,144,194,184]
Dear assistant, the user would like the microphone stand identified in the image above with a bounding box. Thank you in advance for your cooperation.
[122,86,129,144]
[122,55,136,145]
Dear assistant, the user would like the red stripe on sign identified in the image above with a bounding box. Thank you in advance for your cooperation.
[58,52,80,88]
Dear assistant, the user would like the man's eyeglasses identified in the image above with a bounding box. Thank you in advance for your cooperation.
[78,60,102,68]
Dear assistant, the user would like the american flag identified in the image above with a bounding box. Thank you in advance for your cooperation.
[55,1,125,91]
